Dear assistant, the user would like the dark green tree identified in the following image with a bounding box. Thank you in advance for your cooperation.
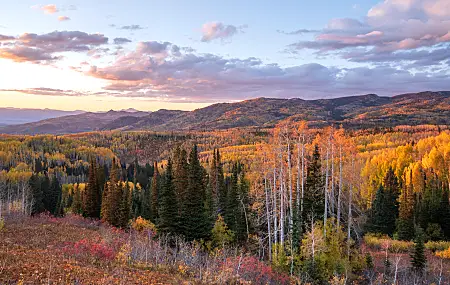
[180,145,210,241]
[410,227,426,274]
[303,144,324,228]
[397,171,415,240]
[29,173,44,215]
[150,161,160,223]
[84,159,102,218]
[158,158,178,234]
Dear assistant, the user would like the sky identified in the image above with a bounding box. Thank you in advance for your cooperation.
[0,0,449,111]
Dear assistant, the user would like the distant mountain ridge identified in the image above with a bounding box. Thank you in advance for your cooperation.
[1,91,449,134]
[0,107,85,126]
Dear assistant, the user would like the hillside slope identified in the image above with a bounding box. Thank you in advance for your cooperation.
[1,91,449,134]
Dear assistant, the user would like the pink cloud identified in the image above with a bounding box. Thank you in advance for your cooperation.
[41,4,58,14]
[58,16,71,21]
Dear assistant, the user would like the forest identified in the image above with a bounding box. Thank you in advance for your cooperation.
[1,123,450,284]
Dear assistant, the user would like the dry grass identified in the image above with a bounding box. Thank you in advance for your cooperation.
[0,214,190,285]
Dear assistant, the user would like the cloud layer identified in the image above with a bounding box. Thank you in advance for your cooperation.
[0,31,108,63]
[201,22,245,43]
[288,0,450,69]
[83,40,449,102]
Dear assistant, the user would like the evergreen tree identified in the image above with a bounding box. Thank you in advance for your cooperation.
[410,227,426,274]
[383,168,400,236]
[180,145,210,241]
[150,161,160,223]
[303,144,324,227]
[84,159,101,218]
[173,147,188,218]
[225,163,239,234]
[101,159,120,225]
[439,188,450,239]
[158,158,178,234]
[41,174,51,212]
[397,171,415,240]
[366,186,385,233]
[29,173,44,215]
[48,175,62,216]
[117,181,131,228]
[367,168,400,236]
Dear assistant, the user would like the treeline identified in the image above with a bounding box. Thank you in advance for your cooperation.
[58,145,251,243]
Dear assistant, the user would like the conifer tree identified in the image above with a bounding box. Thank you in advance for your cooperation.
[118,181,131,228]
[173,146,188,217]
[150,161,160,223]
[48,175,62,216]
[158,158,178,234]
[84,159,101,218]
[410,227,426,274]
[397,171,415,240]
[383,168,400,235]
[29,173,44,215]
[180,145,210,241]
[303,144,324,227]
[225,163,239,234]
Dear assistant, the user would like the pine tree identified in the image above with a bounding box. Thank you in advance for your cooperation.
[383,168,400,236]
[158,158,178,234]
[410,227,426,274]
[366,186,386,234]
[29,174,44,215]
[180,145,210,241]
[48,175,62,216]
[118,181,131,228]
[101,159,120,225]
[41,174,51,213]
[397,171,415,240]
[173,147,188,218]
[225,163,239,235]
[84,159,101,218]
[150,161,160,223]
[303,144,324,227]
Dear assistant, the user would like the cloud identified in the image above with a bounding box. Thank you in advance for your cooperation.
[201,22,245,43]
[58,16,71,21]
[277,29,318,35]
[118,25,145,31]
[42,4,58,14]
[0,30,108,63]
[0,47,60,62]
[82,40,449,102]
[113,37,132,45]
[0,35,15,41]
[287,0,450,68]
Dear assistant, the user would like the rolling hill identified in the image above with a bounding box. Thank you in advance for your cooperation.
[1,91,449,134]
[0,107,85,126]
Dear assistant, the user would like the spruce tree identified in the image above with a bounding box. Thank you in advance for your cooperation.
[158,158,178,234]
[84,159,101,218]
[29,174,44,215]
[303,144,324,227]
[48,175,62,216]
[180,145,210,241]
[225,163,239,234]
[41,174,51,213]
[366,186,386,233]
[397,171,415,240]
[118,181,131,228]
[410,227,426,274]
[173,147,188,217]
[383,168,400,236]
[150,161,160,223]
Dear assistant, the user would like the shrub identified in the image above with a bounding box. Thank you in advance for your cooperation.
[64,238,116,263]
[425,241,450,252]
[364,233,412,253]
[435,247,450,259]
[131,216,156,234]
[0,217,4,231]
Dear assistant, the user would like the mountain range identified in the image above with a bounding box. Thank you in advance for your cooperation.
[1,91,449,135]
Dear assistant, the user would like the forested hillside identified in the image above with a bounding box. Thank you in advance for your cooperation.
[2,91,449,134]
[1,123,450,284]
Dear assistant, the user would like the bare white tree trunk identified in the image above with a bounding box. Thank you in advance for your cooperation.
[337,144,343,228]
[347,157,354,257]
[264,176,272,261]
[287,140,293,237]
[279,150,285,245]
[273,168,278,247]
[324,135,330,235]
